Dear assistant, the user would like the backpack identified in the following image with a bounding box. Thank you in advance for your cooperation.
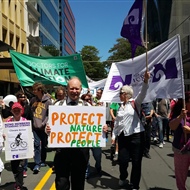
[131,100,146,126]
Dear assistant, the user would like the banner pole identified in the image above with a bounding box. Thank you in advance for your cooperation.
[144,0,148,71]
[20,84,25,93]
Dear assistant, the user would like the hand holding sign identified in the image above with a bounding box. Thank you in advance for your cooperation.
[45,124,51,135]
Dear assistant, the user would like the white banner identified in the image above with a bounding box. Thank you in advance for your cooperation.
[88,78,107,89]
[48,106,106,148]
[101,35,184,103]
[4,121,34,161]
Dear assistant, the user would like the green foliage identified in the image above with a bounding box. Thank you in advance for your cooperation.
[105,38,146,70]
[80,46,107,81]
[78,39,159,78]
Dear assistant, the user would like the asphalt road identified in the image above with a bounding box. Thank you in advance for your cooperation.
[0,134,190,190]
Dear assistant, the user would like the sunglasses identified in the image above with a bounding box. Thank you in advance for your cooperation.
[119,92,125,95]
[18,96,25,98]
[85,99,91,101]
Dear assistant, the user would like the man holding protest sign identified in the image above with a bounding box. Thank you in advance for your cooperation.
[46,77,108,190]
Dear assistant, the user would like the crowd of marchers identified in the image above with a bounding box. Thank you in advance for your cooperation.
[0,74,190,190]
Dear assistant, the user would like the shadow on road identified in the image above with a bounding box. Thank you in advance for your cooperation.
[86,169,120,189]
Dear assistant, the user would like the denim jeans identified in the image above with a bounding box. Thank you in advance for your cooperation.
[91,147,102,171]
[151,116,158,138]
[23,159,28,171]
[118,132,144,189]
[33,129,48,165]
[33,130,41,165]
[86,147,102,175]
[157,117,169,143]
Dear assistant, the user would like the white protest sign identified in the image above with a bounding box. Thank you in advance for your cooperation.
[4,120,34,161]
[48,105,106,148]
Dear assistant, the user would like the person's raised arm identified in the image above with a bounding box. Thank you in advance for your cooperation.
[144,70,150,84]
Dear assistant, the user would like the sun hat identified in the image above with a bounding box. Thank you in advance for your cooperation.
[11,102,23,110]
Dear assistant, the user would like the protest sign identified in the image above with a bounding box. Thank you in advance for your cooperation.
[4,120,34,161]
[48,106,106,148]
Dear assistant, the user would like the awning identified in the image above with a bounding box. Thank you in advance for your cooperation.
[0,40,14,52]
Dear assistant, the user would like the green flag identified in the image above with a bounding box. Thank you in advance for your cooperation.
[10,50,88,88]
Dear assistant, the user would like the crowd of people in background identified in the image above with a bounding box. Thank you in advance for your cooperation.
[0,76,189,190]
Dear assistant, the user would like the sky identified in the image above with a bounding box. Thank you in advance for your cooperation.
[69,0,134,61]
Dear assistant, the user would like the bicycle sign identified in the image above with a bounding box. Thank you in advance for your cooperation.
[10,132,28,149]
[10,140,27,149]
[4,120,34,161]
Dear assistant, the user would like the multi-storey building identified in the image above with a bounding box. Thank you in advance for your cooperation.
[168,0,190,91]
[0,0,27,94]
[147,0,190,91]
[0,0,76,96]
[59,0,76,56]
[25,0,41,56]
[37,0,75,56]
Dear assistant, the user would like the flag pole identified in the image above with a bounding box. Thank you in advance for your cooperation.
[177,34,187,143]
[183,93,187,143]
[144,0,148,71]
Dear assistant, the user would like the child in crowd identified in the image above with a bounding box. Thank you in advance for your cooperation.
[15,91,33,178]
[0,115,5,185]
[6,102,27,190]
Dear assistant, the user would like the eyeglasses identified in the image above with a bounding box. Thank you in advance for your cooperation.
[85,99,91,101]
[119,92,125,95]
[57,94,64,97]
[18,96,25,98]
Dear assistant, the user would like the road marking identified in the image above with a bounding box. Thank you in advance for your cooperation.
[34,168,53,190]
[50,182,56,190]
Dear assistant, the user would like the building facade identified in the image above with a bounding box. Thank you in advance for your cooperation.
[168,0,190,91]
[0,0,76,96]
[37,0,76,56]
[147,0,190,91]
[0,0,27,95]
[60,0,76,56]
[25,0,41,56]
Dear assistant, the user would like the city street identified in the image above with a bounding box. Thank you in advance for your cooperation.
[0,134,190,190]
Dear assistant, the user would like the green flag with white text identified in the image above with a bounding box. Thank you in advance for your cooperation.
[10,50,88,88]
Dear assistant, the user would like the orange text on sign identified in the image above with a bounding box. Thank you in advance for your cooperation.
[51,112,103,125]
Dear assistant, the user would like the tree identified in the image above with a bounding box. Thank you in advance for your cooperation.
[80,46,107,80]
[105,38,160,71]
[105,38,146,70]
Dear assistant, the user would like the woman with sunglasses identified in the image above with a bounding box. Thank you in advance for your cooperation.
[112,71,150,190]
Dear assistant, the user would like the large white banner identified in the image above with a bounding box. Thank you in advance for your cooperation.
[101,35,184,103]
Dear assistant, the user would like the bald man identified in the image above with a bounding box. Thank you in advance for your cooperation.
[53,77,89,190]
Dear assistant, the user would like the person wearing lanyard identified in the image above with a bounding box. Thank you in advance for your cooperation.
[45,77,108,190]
